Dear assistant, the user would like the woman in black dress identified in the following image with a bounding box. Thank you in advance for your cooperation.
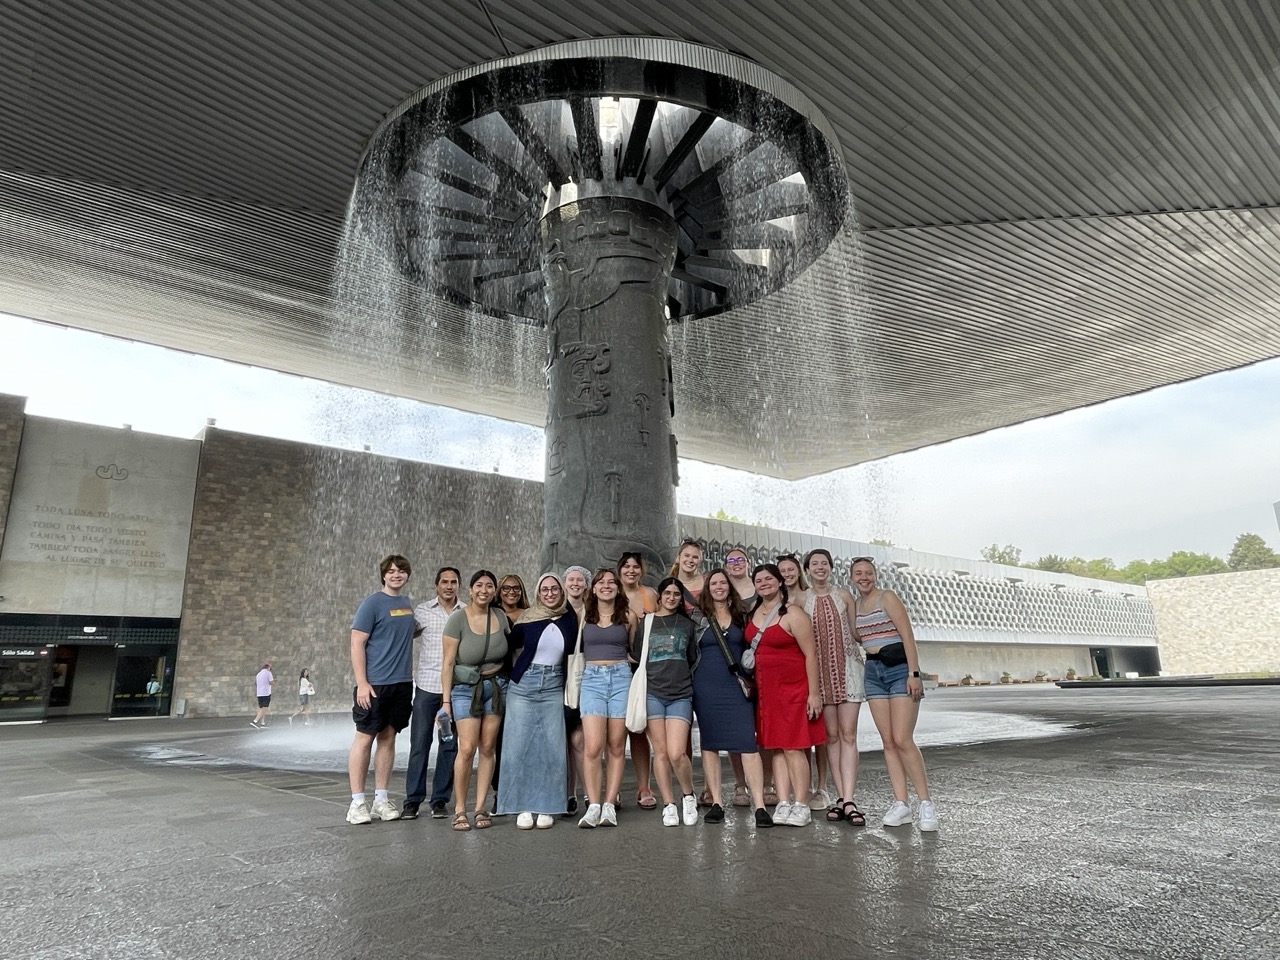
[691,568,771,827]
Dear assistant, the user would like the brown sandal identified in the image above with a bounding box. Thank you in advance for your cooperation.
[452,811,471,831]
[636,789,658,810]
[474,810,493,829]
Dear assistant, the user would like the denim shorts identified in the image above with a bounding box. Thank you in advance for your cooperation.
[451,676,507,718]
[864,660,911,700]
[579,661,631,719]
[645,694,693,723]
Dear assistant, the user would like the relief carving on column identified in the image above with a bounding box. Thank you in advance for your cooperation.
[548,435,567,475]
[633,392,651,446]
[560,341,612,418]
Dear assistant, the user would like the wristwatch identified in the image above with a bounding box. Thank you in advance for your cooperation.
[910,670,921,678]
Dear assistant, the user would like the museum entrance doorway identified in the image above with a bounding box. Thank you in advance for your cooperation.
[0,615,179,721]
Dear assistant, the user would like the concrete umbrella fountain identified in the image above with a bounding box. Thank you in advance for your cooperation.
[350,38,849,575]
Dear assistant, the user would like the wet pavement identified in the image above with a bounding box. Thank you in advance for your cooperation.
[2,686,1276,959]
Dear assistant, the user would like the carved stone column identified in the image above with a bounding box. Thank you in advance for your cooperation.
[539,195,678,578]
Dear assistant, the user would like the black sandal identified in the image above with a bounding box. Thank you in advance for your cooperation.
[843,800,866,826]
[825,797,846,822]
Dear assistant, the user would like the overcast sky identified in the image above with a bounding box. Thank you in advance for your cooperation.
[1,313,1276,566]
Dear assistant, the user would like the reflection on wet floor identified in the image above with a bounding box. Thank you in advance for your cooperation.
[133,696,1075,775]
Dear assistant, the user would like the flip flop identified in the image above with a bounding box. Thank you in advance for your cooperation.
[636,789,658,810]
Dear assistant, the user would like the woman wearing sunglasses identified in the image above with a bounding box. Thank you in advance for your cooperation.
[723,547,757,613]
[497,574,530,624]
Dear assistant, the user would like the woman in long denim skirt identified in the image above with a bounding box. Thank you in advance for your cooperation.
[497,573,580,830]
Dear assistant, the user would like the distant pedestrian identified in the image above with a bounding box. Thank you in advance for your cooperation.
[250,662,274,727]
[289,668,316,726]
[346,555,420,825]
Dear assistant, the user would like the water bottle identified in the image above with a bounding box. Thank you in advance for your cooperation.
[436,708,455,744]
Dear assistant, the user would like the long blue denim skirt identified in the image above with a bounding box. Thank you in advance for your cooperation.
[496,664,567,815]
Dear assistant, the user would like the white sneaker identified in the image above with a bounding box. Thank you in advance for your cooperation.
[774,800,793,823]
[787,803,813,826]
[883,800,913,827]
[578,803,602,828]
[516,812,535,830]
[370,798,400,821]
[535,814,554,829]
[681,794,698,826]
[600,802,618,827]
[662,803,679,826]
[808,789,831,811]
[346,800,372,825]
[918,800,940,832]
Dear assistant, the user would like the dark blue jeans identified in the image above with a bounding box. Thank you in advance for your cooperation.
[405,687,456,806]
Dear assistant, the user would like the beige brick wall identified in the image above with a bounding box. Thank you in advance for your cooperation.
[174,428,544,717]
[0,394,26,556]
[1148,568,1280,674]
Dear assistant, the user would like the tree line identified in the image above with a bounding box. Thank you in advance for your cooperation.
[978,533,1280,585]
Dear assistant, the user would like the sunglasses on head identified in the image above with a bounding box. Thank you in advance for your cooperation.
[851,556,875,565]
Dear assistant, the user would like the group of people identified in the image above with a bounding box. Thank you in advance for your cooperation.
[343,540,939,834]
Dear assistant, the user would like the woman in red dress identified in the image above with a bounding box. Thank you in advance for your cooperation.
[744,563,824,827]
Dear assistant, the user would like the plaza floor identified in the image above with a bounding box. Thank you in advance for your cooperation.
[2,686,1276,959]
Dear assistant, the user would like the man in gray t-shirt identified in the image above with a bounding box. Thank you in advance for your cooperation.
[346,555,422,826]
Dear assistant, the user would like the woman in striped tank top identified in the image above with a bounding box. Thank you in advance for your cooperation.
[851,557,939,832]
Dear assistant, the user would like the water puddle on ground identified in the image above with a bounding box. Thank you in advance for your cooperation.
[134,701,1073,773]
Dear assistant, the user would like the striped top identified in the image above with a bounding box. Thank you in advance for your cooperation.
[853,591,902,652]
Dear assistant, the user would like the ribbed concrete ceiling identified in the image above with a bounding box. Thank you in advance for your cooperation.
[2,0,1279,479]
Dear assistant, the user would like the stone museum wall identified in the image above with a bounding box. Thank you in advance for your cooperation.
[174,428,544,716]
[0,394,25,556]
[0,416,200,616]
[1148,568,1280,674]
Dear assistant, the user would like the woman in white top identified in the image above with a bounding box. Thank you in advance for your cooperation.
[289,669,315,726]
[562,564,591,813]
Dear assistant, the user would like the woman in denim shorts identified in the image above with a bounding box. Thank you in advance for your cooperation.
[851,558,939,832]
[576,569,636,828]
[441,570,510,831]
[640,578,701,828]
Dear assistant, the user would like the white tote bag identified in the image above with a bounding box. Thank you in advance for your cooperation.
[625,614,655,733]
[563,618,587,709]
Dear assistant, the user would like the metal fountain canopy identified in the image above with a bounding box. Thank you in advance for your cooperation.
[358,38,850,324]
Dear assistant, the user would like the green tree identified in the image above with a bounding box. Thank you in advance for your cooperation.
[709,508,746,524]
[1227,532,1280,571]
[1030,554,1070,573]
[1146,551,1229,580]
[980,543,1022,566]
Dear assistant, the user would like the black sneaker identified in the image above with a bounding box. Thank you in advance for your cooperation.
[429,801,447,819]
[754,807,774,828]
[704,803,725,824]
[400,802,420,820]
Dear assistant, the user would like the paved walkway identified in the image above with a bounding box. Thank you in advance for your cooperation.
[2,687,1276,959]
